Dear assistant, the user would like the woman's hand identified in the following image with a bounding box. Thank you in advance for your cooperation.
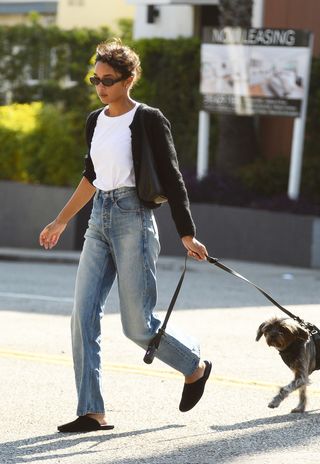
[181,235,207,261]
[39,219,67,250]
[39,177,96,250]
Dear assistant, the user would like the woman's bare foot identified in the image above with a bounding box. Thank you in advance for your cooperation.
[86,413,108,426]
[184,360,206,384]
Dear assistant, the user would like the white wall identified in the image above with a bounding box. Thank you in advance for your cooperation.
[133,4,194,39]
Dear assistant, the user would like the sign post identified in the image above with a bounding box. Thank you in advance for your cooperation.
[197,110,210,179]
[287,35,313,200]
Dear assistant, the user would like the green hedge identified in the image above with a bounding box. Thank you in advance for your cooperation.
[0,102,41,182]
[0,22,113,109]
[0,103,85,186]
[0,22,320,198]
[22,105,85,186]
[0,126,26,181]
[132,37,202,167]
[0,24,203,186]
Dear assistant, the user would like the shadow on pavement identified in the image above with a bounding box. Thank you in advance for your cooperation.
[0,424,185,463]
[109,413,320,464]
[1,415,320,463]
[210,410,320,431]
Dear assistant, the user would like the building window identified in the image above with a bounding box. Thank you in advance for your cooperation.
[194,5,220,38]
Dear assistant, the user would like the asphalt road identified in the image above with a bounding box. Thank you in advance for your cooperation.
[0,255,320,463]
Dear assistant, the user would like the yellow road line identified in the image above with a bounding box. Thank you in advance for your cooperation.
[1,348,320,395]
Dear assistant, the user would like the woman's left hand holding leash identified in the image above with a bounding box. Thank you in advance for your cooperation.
[181,236,207,261]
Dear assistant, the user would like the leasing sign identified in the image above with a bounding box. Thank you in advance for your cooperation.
[200,28,313,116]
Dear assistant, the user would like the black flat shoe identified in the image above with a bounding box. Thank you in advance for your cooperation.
[179,360,212,412]
[57,416,115,433]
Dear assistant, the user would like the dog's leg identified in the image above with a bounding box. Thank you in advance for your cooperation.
[291,385,307,413]
[268,374,308,409]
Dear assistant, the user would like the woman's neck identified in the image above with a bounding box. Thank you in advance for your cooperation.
[106,98,135,117]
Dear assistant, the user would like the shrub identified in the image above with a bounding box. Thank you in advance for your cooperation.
[0,102,41,181]
[0,23,320,202]
[183,169,253,206]
[131,37,202,167]
[183,167,320,216]
[0,126,26,181]
[301,156,320,201]
[305,58,320,158]
[238,157,290,196]
[23,105,85,186]
[0,23,112,110]
[0,102,86,186]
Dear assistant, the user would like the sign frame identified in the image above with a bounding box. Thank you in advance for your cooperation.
[200,27,313,118]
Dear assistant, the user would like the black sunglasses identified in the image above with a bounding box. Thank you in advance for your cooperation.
[89,76,124,87]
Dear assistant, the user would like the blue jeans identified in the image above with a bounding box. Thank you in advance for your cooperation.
[71,187,200,416]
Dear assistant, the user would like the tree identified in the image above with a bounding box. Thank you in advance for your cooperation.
[215,0,260,173]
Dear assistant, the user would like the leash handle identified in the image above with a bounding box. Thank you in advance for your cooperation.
[143,254,188,364]
[206,255,303,323]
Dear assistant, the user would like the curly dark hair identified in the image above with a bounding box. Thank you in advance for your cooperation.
[95,38,142,88]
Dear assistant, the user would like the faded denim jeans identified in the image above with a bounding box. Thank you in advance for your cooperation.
[71,187,200,416]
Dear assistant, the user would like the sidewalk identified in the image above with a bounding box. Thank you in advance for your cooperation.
[1,247,320,311]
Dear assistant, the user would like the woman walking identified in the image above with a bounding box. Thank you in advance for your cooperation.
[39,39,212,433]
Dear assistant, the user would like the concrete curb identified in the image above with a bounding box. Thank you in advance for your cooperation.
[0,247,81,264]
[0,247,199,272]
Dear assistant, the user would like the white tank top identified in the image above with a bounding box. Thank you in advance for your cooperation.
[90,101,140,191]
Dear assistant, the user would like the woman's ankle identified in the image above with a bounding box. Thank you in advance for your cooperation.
[184,361,206,384]
[86,413,107,425]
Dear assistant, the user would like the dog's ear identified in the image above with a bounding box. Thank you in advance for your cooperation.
[256,322,267,341]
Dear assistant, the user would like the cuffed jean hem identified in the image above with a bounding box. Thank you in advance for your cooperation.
[77,410,105,416]
[156,331,200,377]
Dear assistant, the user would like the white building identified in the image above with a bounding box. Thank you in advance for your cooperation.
[0,1,135,31]
[127,0,264,39]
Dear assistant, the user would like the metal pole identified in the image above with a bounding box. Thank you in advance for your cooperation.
[287,35,313,200]
[197,110,210,180]
[252,0,264,28]
[288,118,304,200]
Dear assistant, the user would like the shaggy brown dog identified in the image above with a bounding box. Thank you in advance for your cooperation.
[256,317,318,413]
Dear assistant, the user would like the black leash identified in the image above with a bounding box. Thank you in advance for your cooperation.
[144,254,188,364]
[206,255,320,337]
[205,255,304,324]
[143,253,319,365]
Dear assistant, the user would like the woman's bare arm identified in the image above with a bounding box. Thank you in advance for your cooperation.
[39,176,96,249]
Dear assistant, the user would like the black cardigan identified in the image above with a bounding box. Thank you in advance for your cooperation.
[83,103,196,238]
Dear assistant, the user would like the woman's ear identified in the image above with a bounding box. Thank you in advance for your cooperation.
[123,76,134,90]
